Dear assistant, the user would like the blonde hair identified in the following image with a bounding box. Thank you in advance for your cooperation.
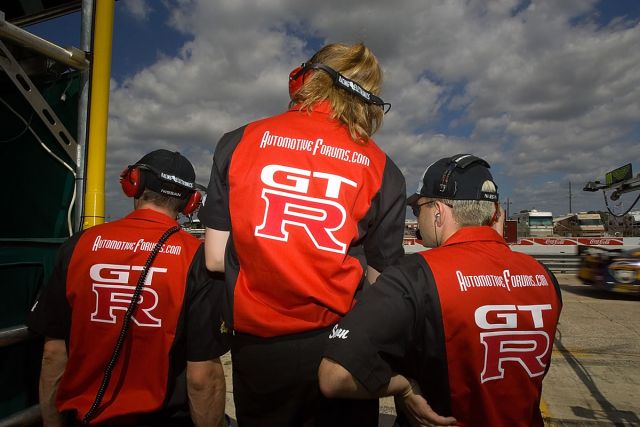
[289,43,384,143]
[435,180,498,226]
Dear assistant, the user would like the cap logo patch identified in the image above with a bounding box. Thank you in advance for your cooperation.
[160,172,194,188]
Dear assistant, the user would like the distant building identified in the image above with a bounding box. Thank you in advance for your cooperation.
[607,211,640,237]
[633,211,640,236]
[554,212,605,237]
[182,218,205,239]
[512,210,554,237]
[404,219,419,245]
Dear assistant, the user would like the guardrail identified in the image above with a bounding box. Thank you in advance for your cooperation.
[406,244,582,274]
[533,255,581,273]
[0,325,30,348]
[0,325,40,426]
[0,405,40,427]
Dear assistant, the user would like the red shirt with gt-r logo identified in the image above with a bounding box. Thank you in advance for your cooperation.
[199,101,406,337]
[324,227,562,427]
[27,209,228,424]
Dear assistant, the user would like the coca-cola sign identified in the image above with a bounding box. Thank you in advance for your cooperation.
[577,238,623,246]
[515,237,625,246]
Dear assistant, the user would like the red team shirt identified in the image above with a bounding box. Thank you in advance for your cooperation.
[199,101,406,337]
[28,209,228,424]
[325,227,562,427]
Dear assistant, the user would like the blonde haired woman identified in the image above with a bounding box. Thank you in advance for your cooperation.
[200,42,405,426]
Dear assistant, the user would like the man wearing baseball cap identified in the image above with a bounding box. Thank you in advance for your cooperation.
[319,154,563,427]
[28,150,229,426]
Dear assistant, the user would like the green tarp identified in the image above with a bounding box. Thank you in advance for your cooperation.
[0,67,79,418]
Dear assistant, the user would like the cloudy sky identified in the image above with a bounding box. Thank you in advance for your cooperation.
[31,0,640,221]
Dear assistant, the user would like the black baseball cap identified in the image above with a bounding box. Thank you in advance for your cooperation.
[134,149,196,199]
[407,154,499,205]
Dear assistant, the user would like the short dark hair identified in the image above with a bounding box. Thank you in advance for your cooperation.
[137,188,186,214]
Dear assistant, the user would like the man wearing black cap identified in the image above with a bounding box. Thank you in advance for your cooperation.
[28,150,229,426]
[319,154,563,427]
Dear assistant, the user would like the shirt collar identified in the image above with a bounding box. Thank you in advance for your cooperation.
[124,208,179,227]
[441,226,507,247]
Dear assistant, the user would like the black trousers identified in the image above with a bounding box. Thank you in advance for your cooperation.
[231,327,379,427]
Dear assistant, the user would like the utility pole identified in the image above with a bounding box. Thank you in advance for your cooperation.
[503,197,512,218]
[569,181,573,214]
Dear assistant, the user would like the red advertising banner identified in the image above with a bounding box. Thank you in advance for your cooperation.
[577,238,624,246]
[516,237,624,246]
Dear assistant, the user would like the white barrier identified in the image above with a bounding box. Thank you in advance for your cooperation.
[404,237,640,256]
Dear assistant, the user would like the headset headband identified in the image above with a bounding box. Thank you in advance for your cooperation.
[438,154,498,201]
[290,62,391,113]
[133,163,195,190]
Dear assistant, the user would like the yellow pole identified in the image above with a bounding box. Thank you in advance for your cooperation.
[83,0,115,229]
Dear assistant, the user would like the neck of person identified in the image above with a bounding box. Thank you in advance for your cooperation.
[435,222,461,247]
[134,199,179,220]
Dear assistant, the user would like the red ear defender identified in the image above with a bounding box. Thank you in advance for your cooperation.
[181,191,202,216]
[120,166,141,198]
[288,65,307,99]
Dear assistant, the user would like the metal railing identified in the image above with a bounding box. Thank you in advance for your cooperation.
[534,255,581,273]
[0,325,40,426]
[0,325,30,348]
[0,11,88,70]
[0,405,40,427]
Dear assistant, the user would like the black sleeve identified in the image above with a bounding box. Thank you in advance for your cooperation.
[198,126,246,231]
[26,232,83,339]
[363,156,407,272]
[540,262,563,306]
[323,254,428,393]
[184,245,230,361]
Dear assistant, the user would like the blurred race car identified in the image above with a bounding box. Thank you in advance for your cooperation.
[577,245,640,294]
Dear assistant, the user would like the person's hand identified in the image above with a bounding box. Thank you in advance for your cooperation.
[395,379,457,426]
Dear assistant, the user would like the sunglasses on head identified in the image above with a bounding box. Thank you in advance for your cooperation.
[289,62,391,113]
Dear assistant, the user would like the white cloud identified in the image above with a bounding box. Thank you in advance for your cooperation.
[103,0,640,220]
[122,0,153,20]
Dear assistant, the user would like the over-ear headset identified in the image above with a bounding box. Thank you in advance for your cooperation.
[288,62,391,113]
[120,164,202,215]
[180,190,202,216]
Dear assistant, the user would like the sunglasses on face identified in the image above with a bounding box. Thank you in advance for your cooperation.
[411,200,436,217]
